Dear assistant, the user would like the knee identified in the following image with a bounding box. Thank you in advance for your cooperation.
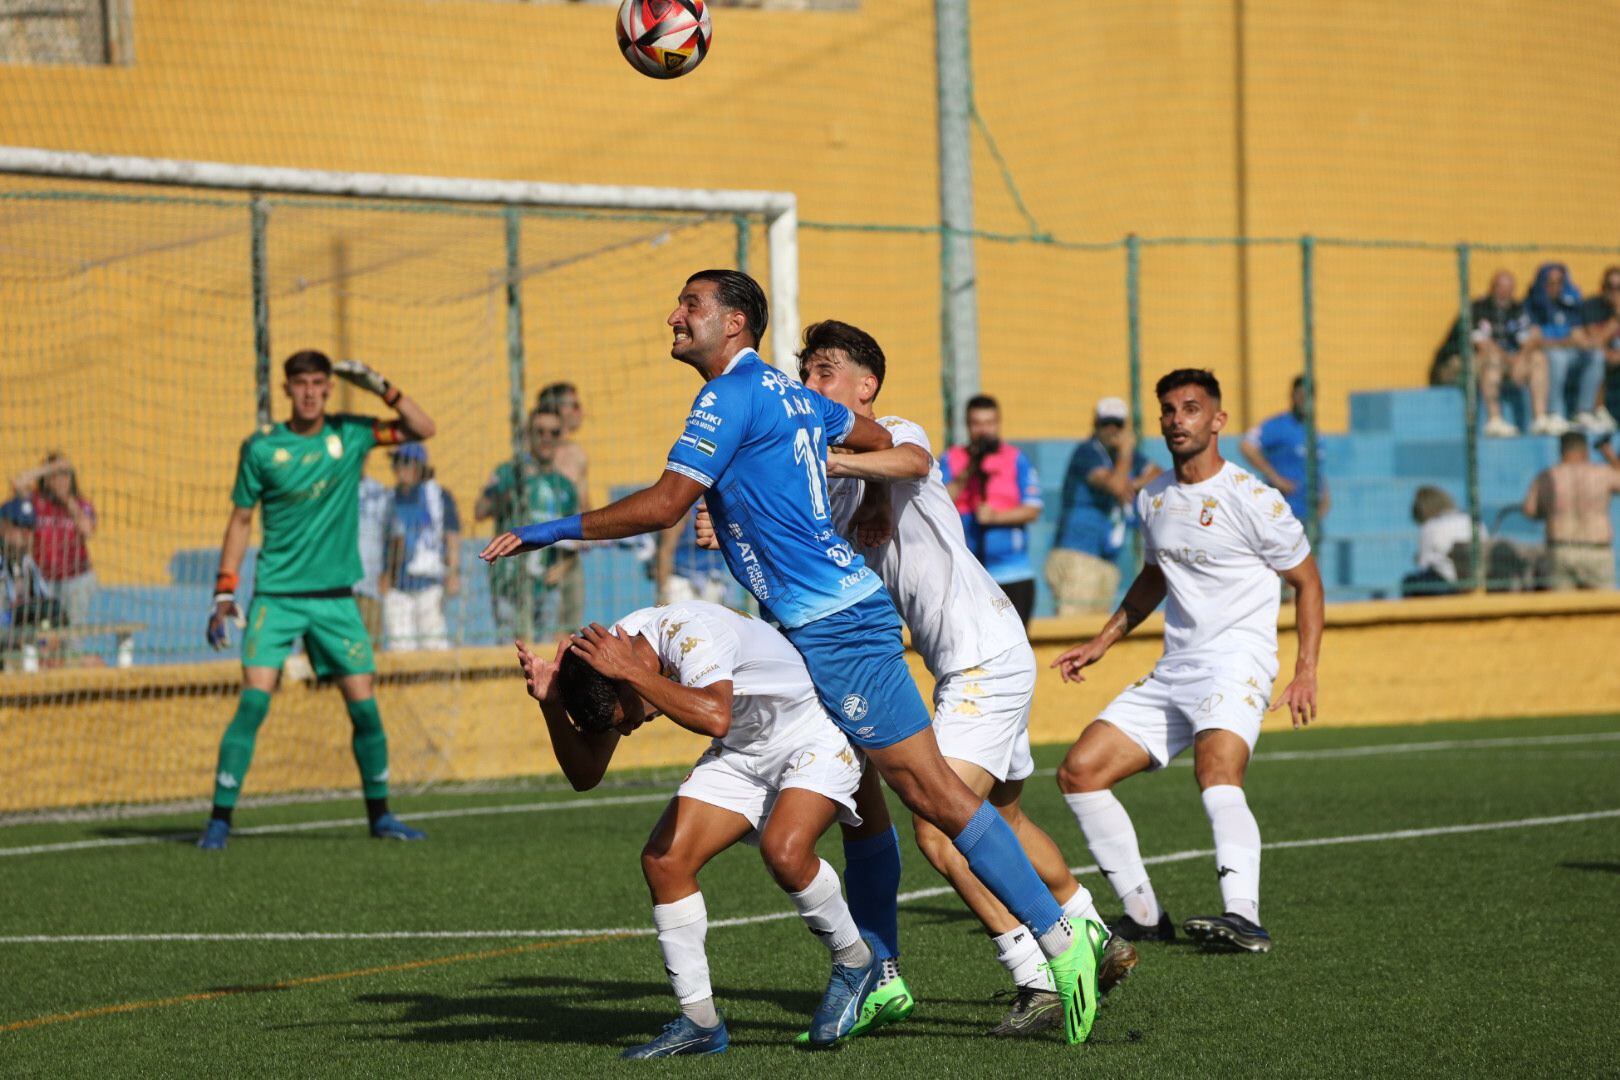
[1056,754,1108,795]
[759,832,816,892]
[640,843,685,894]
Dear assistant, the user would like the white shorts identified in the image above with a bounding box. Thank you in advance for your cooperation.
[1099,664,1272,770]
[932,642,1037,784]
[676,722,864,834]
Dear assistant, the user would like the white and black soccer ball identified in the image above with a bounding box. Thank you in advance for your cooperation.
[616,0,712,80]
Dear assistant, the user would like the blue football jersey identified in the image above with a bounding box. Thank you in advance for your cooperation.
[664,349,881,628]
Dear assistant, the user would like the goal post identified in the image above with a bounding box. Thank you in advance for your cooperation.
[0,147,798,813]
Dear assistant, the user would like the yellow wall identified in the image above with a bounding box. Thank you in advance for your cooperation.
[4,593,1616,812]
[3,0,1619,588]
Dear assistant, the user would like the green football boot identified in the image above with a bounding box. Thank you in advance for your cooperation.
[794,973,915,1044]
[1042,918,1105,1045]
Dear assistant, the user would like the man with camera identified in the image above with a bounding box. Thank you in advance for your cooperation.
[942,395,1044,626]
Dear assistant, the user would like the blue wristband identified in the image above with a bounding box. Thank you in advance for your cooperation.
[514,513,584,549]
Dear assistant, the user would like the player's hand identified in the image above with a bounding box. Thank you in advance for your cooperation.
[571,623,641,682]
[515,637,569,706]
[481,531,535,561]
[332,359,392,398]
[974,504,1002,526]
[1273,476,1298,496]
[850,489,894,548]
[694,503,720,551]
[206,598,245,651]
[1271,668,1318,728]
[1050,638,1109,684]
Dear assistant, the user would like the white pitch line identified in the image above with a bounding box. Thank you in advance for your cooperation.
[3,730,1617,859]
[4,807,1616,945]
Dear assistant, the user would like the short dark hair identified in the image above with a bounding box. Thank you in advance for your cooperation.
[965,394,999,414]
[536,382,578,411]
[798,320,887,395]
[1291,374,1306,393]
[687,269,769,346]
[283,350,332,379]
[1155,368,1222,403]
[1560,431,1589,455]
[558,648,621,734]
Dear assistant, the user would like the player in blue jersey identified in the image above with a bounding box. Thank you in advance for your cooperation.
[481,270,1104,1045]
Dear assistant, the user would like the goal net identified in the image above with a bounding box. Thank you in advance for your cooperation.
[0,148,798,815]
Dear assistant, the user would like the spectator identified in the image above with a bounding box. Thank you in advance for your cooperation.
[1432,270,1549,437]
[656,504,730,604]
[537,381,588,632]
[11,453,96,629]
[1240,375,1331,528]
[941,394,1042,626]
[1046,397,1160,615]
[1521,431,1620,590]
[1580,266,1620,431]
[381,443,460,651]
[354,475,392,647]
[1401,486,1477,596]
[476,406,580,639]
[1,497,58,635]
[1524,263,1609,435]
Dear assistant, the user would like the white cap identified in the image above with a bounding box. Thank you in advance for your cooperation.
[1094,397,1129,423]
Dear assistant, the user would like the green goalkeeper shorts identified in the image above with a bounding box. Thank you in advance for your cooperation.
[241,593,376,678]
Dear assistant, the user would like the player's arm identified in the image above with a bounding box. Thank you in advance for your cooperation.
[207,505,255,650]
[570,623,735,738]
[824,443,930,481]
[1050,564,1167,682]
[1274,554,1324,728]
[479,470,704,562]
[836,413,896,454]
[332,360,436,443]
[517,638,619,792]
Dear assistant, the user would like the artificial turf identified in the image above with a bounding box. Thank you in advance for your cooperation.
[3,713,1618,1077]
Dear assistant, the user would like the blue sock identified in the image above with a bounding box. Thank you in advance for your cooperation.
[843,826,901,961]
[953,802,1065,937]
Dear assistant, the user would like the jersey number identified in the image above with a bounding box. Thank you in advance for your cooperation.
[793,426,830,521]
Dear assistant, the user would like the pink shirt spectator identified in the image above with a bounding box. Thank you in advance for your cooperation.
[30,493,94,582]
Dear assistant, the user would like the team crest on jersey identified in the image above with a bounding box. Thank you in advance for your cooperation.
[842,694,869,722]
[272,448,292,466]
[1151,494,1164,513]
[1199,496,1218,526]
[326,434,343,459]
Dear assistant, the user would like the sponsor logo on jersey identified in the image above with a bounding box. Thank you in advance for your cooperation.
[955,699,982,717]
[735,541,769,598]
[825,544,853,568]
[689,663,720,683]
[841,694,869,722]
[787,750,817,774]
[663,621,687,640]
[760,369,795,396]
[216,771,239,789]
[836,746,857,768]
[1158,546,1213,566]
[1270,500,1286,519]
[1199,496,1218,526]
[837,569,868,589]
[855,725,876,739]
[326,434,344,459]
[698,391,717,408]
[687,410,725,432]
[679,636,702,656]
[992,595,1014,615]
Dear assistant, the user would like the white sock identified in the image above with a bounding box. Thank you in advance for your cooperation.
[652,892,719,1027]
[1202,784,1261,924]
[1061,884,1103,928]
[1036,916,1074,959]
[1065,790,1160,924]
[992,927,1053,991]
[788,858,870,968]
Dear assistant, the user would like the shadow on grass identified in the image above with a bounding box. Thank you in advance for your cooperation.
[88,825,353,844]
[1560,860,1620,874]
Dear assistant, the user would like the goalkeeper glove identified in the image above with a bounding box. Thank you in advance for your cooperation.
[334,359,401,406]
[207,572,246,651]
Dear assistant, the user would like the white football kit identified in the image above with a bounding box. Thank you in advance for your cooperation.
[1100,461,1311,768]
[829,415,1037,782]
[614,601,862,829]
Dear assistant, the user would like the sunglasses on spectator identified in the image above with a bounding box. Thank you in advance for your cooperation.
[531,425,563,437]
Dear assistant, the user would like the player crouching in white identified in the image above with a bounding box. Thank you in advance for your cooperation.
[794,320,1131,1037]
[514,599,878,1058]
[1052,368,1323,953]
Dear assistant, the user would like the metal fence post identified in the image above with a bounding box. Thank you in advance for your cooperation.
[504,206,532,636]
[734,213,751,277]
[1126,233,1144,573]
[1300,235,1320,549]
[251,195,270,425]
[1457,243,1483,592]
[935,0,980,445]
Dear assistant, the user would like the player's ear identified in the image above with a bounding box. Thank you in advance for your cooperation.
[1211,407,1228,433]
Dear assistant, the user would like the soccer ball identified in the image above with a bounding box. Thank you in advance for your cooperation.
[616,0,712,80]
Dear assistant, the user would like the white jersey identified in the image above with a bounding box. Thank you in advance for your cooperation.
[614,600,841,758]
[828,415,1027,678]
[1136,460,1310,681]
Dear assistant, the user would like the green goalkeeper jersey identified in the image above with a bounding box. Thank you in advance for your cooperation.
[231,414,379,594]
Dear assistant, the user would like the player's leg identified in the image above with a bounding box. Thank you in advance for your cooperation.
[1056,712,1168,938]
[627,793,754,1059]
[198,596,297,850]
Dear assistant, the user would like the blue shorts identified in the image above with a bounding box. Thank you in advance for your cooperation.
[784,591,933,751]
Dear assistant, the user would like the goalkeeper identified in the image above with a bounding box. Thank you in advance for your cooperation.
[197,349,436,850]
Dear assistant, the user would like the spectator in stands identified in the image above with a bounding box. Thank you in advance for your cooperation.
[536,381,588,630]
[1432,270,1549,437]
[353,475,392,647]
[941,394,1042,626]
[1046,397,1160,614]
[656,504,731,604]
[1580,266,1620,431]
[1241,376,1331,528]
[1524,263,1610,435]
[1521,431,1620,590]
[11,453,95,629]
[1401,486,1477,596]
[1,497,57,635]
[381,443,460,651]
[476,406,580,639]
